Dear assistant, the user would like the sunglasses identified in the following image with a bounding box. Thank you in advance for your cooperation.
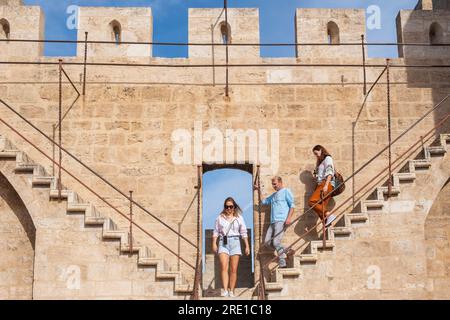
[225,205,235,209]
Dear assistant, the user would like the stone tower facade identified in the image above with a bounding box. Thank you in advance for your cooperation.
[76,6,153,58]
[188,8,260,60]
[295,8,367,59]
[0,0,450,300]
[0,0,44,56]
[397,1,450,59]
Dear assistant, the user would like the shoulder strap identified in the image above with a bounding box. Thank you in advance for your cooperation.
[224,217,238,236]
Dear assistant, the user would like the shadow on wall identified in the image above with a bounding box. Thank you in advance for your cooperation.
[0,172,36,248]
[0,171,36,299]
[398,1,450,137]
[424,178,450,299]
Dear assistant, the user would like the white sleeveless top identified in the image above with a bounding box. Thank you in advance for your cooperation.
[213,214,248,238]
[317,156,336,187]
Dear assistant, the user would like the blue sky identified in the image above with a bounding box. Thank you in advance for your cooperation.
[24,0,419,57]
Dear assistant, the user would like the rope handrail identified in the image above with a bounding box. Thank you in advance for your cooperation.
[1,38,450,47]
[0,98,197,249]
[262,110,450,270]
[54,64,81,130]
[190,166,202,300]
[1,61,450,69]
[0,115,196,270]
[254,165,266,300]
[267,120,447,273]
[256,93,450,265]
[246,127,437,293]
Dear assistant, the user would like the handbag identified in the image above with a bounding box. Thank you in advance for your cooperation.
[332,170,346,196]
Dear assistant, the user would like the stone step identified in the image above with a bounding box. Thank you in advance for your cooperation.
[395,172,416,181]
[299,253,318,263]
[277,267,301,277]
[347,213,369,223]
[363,200,384,209]
[426,146,446,155]
[0,135,194,296]
[332,226,352,236]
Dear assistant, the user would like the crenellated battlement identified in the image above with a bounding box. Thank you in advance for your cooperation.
[0,0,44,56]
[76,6,153,58]
[415,0,450,10]
[295,8,367,59]
[188,8,260,59]
[0,0,448,60]
[397,1,450,59]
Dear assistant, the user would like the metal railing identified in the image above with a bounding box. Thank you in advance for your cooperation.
[257,94,450,285]
[254,165,266,300]
[191,165,203,300]
[0,98,198,268]
[1,36,450,98]
[0,113,196,270]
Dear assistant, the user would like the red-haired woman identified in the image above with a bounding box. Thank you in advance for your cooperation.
[308,145,337,227]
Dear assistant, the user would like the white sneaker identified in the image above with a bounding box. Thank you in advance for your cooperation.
[228,291,235,298]
[325,214,337,227]
[221,290,229,297]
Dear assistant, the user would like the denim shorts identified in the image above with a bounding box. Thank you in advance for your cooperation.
[218,236,242,256]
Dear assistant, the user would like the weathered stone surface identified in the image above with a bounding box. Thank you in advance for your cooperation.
[0,1,449,300]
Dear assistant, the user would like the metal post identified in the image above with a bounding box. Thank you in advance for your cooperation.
[386,58,393,198]
[83,32,88,96]
[58,59,63,202]
[361,34,367,95]
[224,0,229,97]
[211,24,216,86]
[129,191,133,255]
[52,124,56,177]
[191,166,202,300]
[255,165,266,300]
[257,165,262,245]
[322,193,326,249]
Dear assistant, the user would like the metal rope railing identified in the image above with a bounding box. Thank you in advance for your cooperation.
[0,114,196,270]
[257,93,450,265]
[1,38,450,47]
[0,98,197,249]
[248,112,450,295]
[191,166,203,300]
[254,165,266,300]
[267,111,450,274]
[1,60,449,69]
[259,101,450,276]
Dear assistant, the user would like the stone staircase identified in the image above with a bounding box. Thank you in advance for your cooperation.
[0,135,194,296]
[1,132,448,299]
[263,133,450,294]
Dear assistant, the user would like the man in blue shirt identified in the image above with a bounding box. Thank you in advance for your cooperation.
[255,176,295,268]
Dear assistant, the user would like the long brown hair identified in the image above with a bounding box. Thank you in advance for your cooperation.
[313,145,332,167]
[221,197,242,218]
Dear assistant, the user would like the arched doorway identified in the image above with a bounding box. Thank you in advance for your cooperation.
[201,164,255,296]
[424,178,450,299]
[0,172,36,299]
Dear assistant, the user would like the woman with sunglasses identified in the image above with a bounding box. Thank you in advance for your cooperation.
[212,197,250,298]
